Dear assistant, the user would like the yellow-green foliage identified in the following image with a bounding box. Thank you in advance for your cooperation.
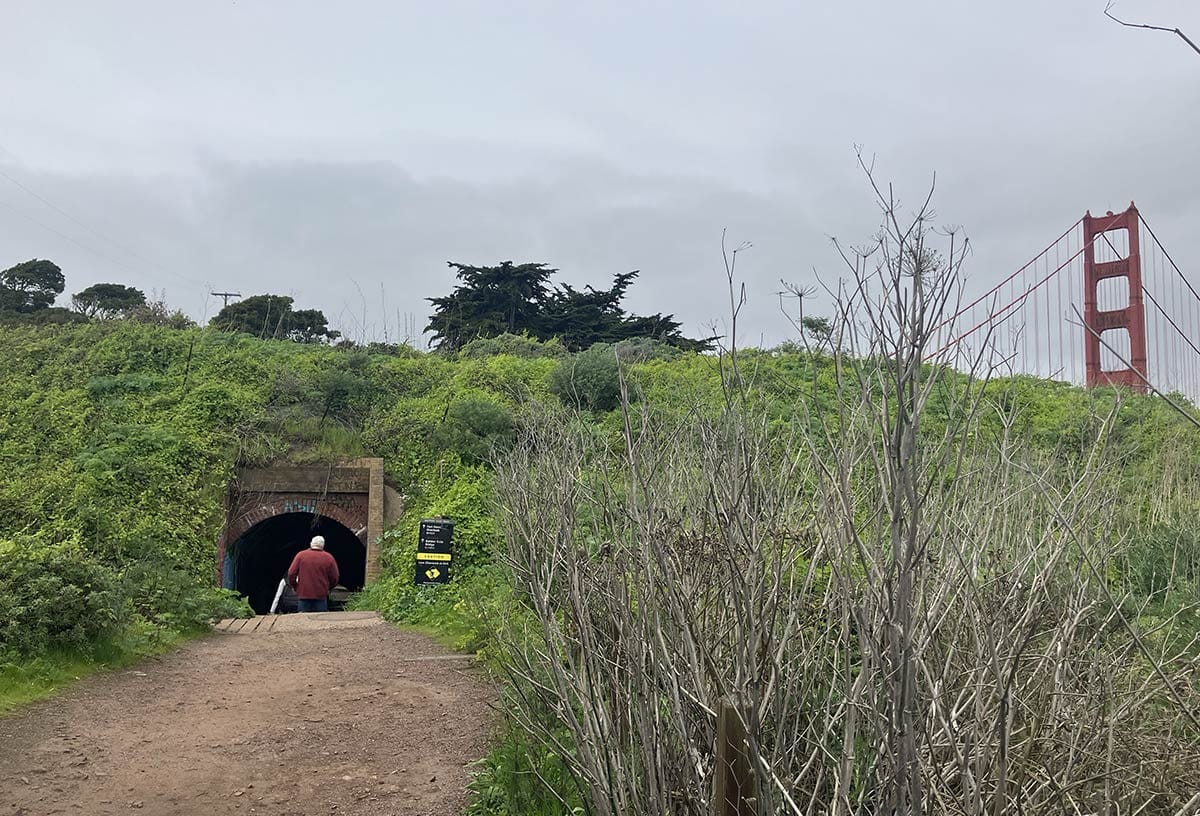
[3,319,1199,663]
[0,321,562,660]
[7,320,1200,813]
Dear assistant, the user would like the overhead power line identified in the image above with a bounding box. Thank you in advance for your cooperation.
[0,143,211,291]
[0,163,161,270]
[0,197,142,276]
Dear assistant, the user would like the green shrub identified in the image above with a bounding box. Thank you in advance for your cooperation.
[549,343,623,412]
[613,336,682,362]
[121,561,253,631]
[1124,522,1200,601]
[0,541,127,656]
[467,719,583,816]
[428,398,516,465]
[355,467,504,650]
[460,333,566,360]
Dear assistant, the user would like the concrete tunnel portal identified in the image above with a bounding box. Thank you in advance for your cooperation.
[216,459,398,614]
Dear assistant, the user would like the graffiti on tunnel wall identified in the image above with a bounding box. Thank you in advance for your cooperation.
[279,494,362,517]
[282,498,317,515]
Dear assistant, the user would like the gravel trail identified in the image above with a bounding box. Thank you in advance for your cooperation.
[0,613,495,816]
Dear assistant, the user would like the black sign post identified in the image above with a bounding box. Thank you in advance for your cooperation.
[415,518,453,585]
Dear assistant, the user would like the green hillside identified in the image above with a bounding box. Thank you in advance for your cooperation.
[3,319,1200,811]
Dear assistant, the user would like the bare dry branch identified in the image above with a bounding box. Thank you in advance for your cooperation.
[488,168,1200,815]
[1105,2,1200,57]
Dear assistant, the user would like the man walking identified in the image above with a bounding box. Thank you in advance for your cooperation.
[286,535,340,613]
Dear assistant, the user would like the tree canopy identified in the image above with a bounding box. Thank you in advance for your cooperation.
[71,283,147,318]
[426,262,712,352]
[209,294,340,343]
[0,259,64,313]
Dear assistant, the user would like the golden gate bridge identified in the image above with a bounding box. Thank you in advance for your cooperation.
[931,203,1198,402]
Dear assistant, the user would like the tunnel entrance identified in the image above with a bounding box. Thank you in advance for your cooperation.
[216,459,396,605]
[224,513,366,614]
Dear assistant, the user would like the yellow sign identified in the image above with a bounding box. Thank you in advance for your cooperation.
[424,567,441,580]
[419,552,452,562]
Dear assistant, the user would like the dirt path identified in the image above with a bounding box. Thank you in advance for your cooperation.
[0,613,495,816]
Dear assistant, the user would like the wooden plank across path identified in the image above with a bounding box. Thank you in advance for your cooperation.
[0,612,495,816]
[214,610,385,634]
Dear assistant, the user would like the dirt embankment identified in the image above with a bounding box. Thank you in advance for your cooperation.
[0,613,495,816]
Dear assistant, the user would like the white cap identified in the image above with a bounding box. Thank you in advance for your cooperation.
[309,536,326,550]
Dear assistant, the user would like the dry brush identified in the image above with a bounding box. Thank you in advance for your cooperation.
[490,177,1200,814]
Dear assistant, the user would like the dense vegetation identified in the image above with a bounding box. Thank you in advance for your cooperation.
[207,293,340,343]
[0,258,195,329]
[1,303,1199,810]
[426,261,714,352]
[71,282,146,318]
[0,321,578,698]
[0,259,65,313]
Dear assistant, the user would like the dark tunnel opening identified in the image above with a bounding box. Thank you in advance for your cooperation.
[224,513,366,614]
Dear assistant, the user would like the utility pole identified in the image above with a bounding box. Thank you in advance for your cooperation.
[211,291,241,308]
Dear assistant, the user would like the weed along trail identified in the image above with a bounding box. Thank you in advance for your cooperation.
[0,613,494,816]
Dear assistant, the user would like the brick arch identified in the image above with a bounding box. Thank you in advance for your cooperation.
[217,493,368,584]
[224,494,369,547]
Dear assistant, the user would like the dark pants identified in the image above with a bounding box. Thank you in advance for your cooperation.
[298,598,328,613]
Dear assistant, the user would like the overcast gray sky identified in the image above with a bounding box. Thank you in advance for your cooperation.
[0,0,1196,346]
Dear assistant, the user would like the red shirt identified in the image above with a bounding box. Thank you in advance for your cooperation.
[287,549,340,600]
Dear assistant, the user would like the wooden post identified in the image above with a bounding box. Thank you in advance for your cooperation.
[713,697,756,816]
